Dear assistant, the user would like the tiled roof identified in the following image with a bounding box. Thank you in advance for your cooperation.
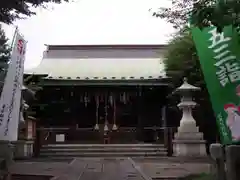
[25,58,166,80]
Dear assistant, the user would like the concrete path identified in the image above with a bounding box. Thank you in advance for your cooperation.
[134,158,211,179]
[10,157,212,180]
[10,158,149,180]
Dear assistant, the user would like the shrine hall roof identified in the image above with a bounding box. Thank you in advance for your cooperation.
[25,58,165,80]
[24,44,167,80]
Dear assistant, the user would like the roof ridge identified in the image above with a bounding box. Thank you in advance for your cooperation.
[46,44,167,51]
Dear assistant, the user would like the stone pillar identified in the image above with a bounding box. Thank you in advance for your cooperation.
[210,144,240,180]
[225,145,240,180]
[0,141,14,179]
[136,86,144,142]
[210,143,226,180]
[172,78,206,157]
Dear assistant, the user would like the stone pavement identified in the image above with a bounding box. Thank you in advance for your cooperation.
[9,157,212,180]
[10,158,149,180]
[134,158,211,179]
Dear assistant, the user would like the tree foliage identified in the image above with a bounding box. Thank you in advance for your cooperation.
[0,25,10,75]
[0,0,69,24]
[153,0,240,31]
[0,25,11,92]
[164,28,218,148]
[165,27,204,86]
[191,0,240,31]
[152,0,192,29]
[152,0,210,29]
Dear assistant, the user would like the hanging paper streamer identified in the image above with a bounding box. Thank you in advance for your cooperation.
[112,93,118,130]
[104,93,109,131]
[126,92,130,103]
[119,93,122,103]
[80,94,83,103]
[94,94,99,130]
[84,92,89,107]
[109,93,113,106]
[120,92,127,104]
[96,94,99,108]
[100,93,104,102]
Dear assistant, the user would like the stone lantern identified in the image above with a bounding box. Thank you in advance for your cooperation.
[173,78,206,157]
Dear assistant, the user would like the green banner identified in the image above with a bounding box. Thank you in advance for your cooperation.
[191,25,240,145]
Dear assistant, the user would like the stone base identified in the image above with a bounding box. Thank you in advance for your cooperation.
[13,140,34,159]
[173,128,206,157]
[173,120,207,157]
[173,139,206,157]
[174,132,204,140]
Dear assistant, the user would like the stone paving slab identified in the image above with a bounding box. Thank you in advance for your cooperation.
[132,156,212,163]
[10,157,212,180]
[79,172,103,180]
[136,161,211,179]
[10,158,148,180]
[10,162,68,176]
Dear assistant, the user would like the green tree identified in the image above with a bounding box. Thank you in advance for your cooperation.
[0,24,11,94]
[152,0,211,29]
[0,0,69,24]
[191,0,240,31]
[0,25,11,79]
[153,0,240,31]
[165,28,218,152]
[165,27,203,85]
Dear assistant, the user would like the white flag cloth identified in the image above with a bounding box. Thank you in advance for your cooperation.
[0,29,26,141]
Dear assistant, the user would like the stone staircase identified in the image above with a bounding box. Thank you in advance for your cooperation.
[39,144,168,157]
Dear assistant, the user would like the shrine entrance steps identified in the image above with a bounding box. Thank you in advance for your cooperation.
[39,144,168,158]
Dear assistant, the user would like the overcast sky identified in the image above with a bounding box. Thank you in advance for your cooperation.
[1,0,174,69]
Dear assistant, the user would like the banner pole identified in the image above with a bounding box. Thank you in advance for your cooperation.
[9,26,18,51]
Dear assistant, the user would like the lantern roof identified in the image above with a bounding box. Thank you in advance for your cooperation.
[176,78,200,91]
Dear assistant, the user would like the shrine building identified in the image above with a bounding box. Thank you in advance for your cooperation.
[24,44,173,146]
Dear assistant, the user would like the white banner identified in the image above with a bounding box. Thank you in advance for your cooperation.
[0,29,26,141]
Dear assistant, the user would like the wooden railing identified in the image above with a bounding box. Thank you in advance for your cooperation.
[34,126,177,157]
[142,126,177,156]
[164,127,177,156]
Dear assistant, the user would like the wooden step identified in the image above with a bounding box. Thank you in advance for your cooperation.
[39,143,168,158]
[40,151,167,157]
[40,147,166,153]
[42,143,165,148]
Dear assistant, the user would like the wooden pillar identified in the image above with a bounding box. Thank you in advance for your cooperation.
[162,106,167,127]
[103,92,110,144]
[162,106,168,145]
[137,86,143,141]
